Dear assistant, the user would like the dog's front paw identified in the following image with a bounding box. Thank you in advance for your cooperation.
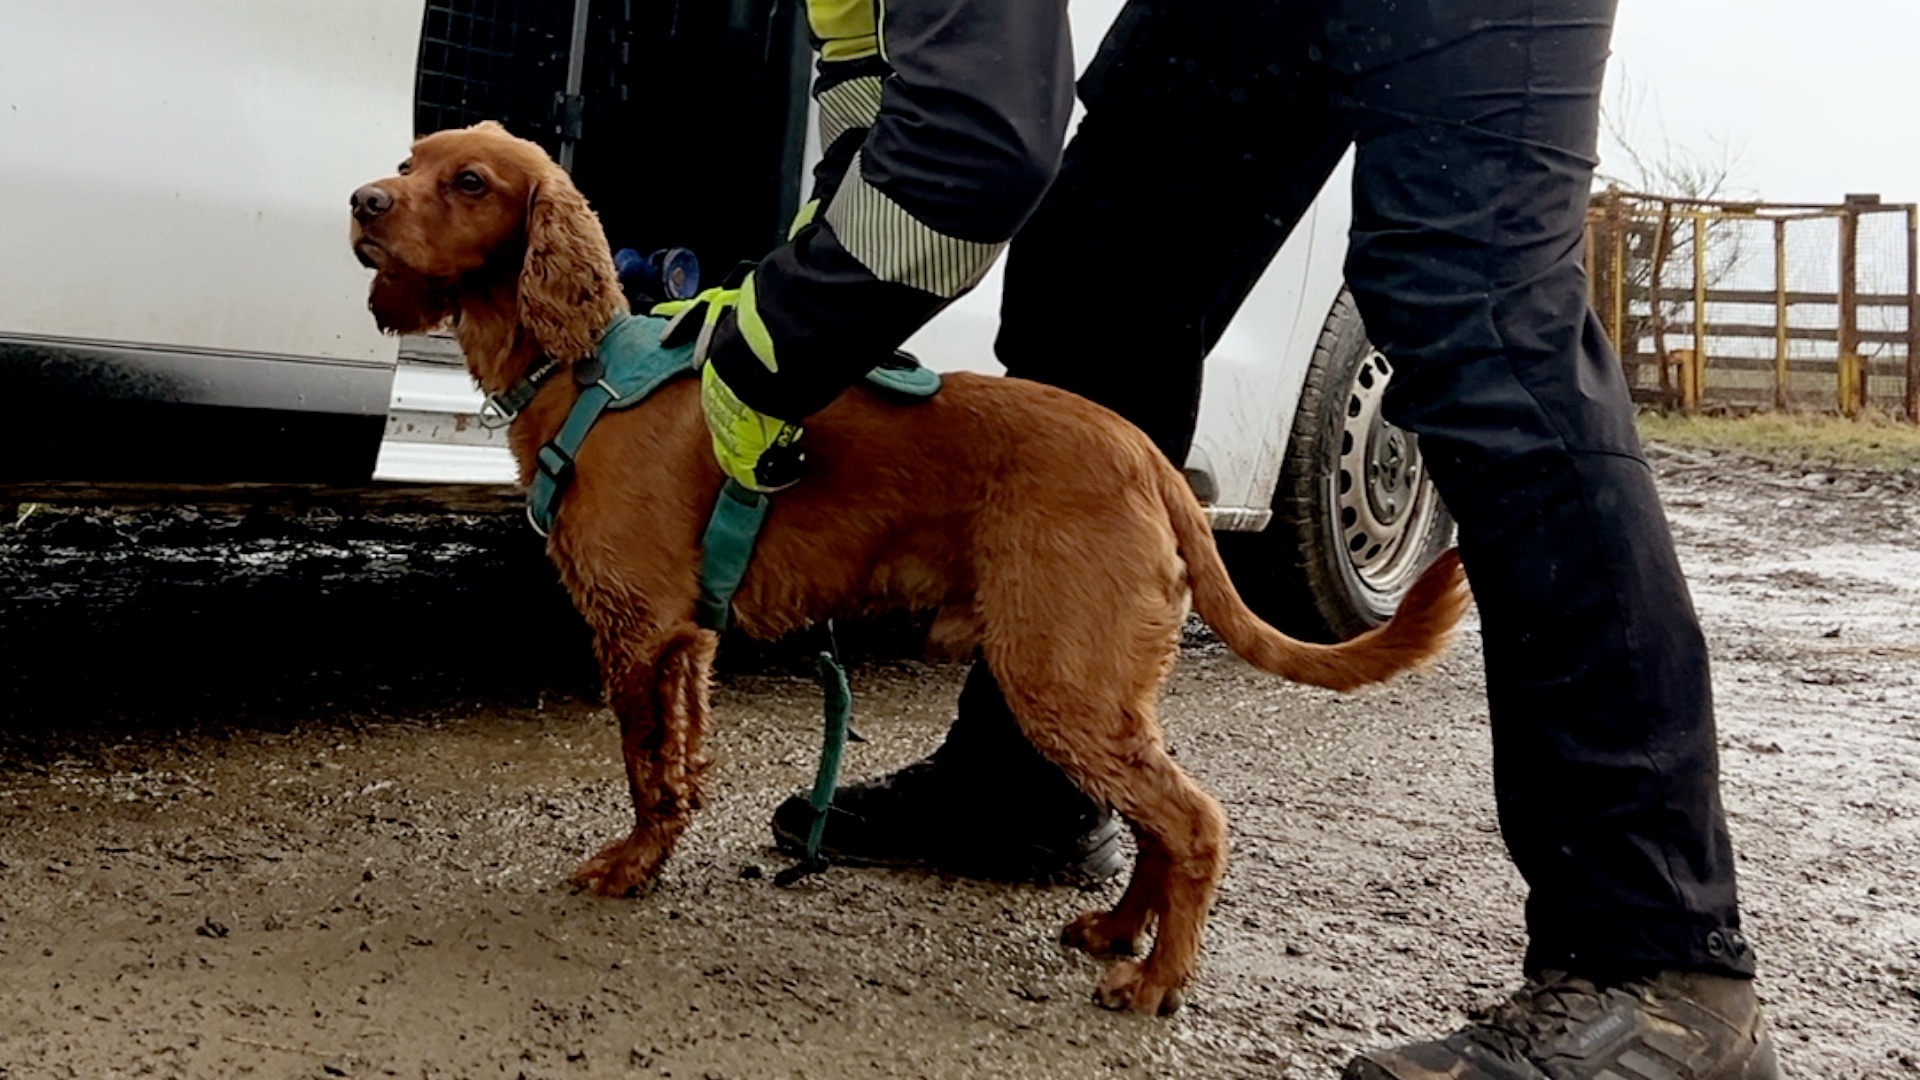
[571,828,675,898]
[1093,959,1186,1017]
[1060,909,1141,959]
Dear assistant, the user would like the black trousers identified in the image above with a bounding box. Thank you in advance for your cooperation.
[946,0,1755,979]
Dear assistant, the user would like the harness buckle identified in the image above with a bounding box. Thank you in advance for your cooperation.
[480,361,560,431]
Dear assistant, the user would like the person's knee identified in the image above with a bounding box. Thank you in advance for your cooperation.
[913,130,1060,243]
[969,141,1060,240]
[863,109,1063,244]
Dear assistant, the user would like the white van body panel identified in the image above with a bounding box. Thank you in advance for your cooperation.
[0,0,417,369]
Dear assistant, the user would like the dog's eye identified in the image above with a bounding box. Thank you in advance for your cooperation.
[454,170,487,195]
[397,160,411,175]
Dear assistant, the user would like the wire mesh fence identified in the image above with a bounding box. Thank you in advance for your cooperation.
[414,0,577,154]
[1587,190,1919,420]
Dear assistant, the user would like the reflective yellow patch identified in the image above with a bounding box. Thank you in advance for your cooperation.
[787,198,821,241]
[807,0,878,61]
[649,286,736,323]
[736,274,779,374]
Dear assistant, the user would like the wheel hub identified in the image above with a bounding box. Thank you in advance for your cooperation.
[1366,425,1410,525]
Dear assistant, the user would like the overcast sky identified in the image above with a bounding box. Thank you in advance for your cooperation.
[1607,1,1917,205]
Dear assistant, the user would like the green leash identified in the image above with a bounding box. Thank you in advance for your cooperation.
[775,622,853,887]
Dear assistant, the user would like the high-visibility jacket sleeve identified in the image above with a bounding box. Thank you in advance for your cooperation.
[705,0,1073,421]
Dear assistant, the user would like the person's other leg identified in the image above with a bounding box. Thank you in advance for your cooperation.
[1329,0,1772,1073]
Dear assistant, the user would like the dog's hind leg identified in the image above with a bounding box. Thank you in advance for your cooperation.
[986,630,1227,1016]
[1082,744,1227,1016]
[572,628,715,897]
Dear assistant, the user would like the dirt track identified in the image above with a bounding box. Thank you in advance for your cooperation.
[1,446,1916,1079]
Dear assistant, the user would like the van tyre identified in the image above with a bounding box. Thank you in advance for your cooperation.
[1221,289,1454,644]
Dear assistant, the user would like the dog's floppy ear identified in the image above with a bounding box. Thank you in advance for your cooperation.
[518,171,619,363]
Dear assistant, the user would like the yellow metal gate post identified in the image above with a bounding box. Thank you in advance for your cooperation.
[1652,205,1671,400]
[1609,199,1628,361]
[1907,204,1918,421]
[1838,198,1863,416]
[1774,218,1789,410]
[1690,212,1707,413]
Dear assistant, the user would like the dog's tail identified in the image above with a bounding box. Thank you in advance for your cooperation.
[1162,465,1471,692]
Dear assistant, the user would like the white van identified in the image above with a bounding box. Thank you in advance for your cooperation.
[0,0,1449,641]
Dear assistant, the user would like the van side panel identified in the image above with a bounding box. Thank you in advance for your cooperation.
[0,1,416,364]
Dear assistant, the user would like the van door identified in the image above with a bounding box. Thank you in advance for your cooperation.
[0,1,415,362]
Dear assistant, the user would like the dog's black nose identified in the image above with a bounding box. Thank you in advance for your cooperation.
[351,184,394,220]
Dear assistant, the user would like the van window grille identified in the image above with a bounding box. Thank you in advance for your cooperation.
[414,0,572,151]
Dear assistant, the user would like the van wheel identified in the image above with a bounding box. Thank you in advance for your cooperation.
[1220,290,1454,643]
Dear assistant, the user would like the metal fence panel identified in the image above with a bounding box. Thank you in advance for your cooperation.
[1587,190,1918,420]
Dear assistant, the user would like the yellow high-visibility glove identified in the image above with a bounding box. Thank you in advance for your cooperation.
[698,362,806,492]
[654,287,806,493]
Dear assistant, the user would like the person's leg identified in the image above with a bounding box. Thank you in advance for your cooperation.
[995,0,1353,462]
[1325,0,1773,1074]
[774,0,1356,882]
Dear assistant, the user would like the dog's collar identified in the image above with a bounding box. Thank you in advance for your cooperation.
[477,359,562,430]
[477,314,642,430]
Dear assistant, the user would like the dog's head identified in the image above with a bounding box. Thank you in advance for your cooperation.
[349,121,625,378]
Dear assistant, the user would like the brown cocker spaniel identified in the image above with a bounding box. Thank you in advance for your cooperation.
[348,121,1469,1016]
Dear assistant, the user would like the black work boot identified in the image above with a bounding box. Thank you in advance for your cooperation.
[770,758,1126,886]
[769,662,1127,887]
[1343,971,1781,1080]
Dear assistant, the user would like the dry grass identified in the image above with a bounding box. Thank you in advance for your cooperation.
[1636,409,1920,470]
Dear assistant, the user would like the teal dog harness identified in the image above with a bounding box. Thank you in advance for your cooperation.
[501,313,939,626]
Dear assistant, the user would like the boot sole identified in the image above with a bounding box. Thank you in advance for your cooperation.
[1343,1028,1783,1080]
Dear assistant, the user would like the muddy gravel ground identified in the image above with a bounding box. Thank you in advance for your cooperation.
[0,446,1916,1079]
